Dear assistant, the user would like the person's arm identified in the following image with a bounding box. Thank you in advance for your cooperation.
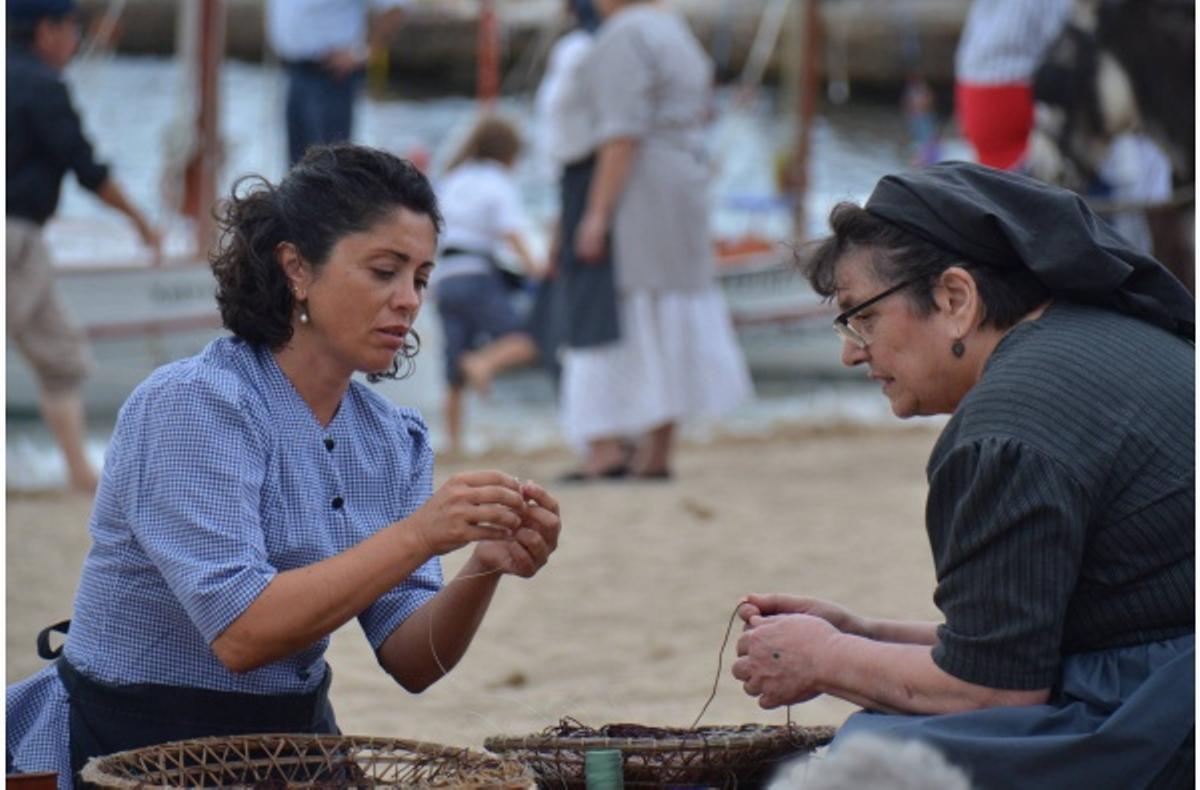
[732,613,1049,714]
[97,179,162,254]
[368,6,406,59]
[503,231,543,277]
[739,593,938,645]
[574,137,638,262]
[374,480,561,691]
[30,78,160,253]
[210,470,527,673]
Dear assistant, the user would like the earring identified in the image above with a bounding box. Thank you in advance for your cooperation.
[951,339,965,358]
[294,287,308,324]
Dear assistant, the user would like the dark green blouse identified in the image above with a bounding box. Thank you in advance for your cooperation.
[927,302,1194,690]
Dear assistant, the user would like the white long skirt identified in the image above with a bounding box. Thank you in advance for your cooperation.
[559,287,753,449]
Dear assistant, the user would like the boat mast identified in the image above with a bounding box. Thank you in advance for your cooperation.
[179,0,225,260]
[478,0,500,107]
[789,0,822,241]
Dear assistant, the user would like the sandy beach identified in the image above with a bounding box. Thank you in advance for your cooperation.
[6,422,943,753]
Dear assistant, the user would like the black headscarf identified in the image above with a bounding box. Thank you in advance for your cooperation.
[865,161,1194,341]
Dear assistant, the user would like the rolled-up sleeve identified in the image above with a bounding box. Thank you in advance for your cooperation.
[588,28,654,143]
[928,437,1092,689]
[30,79,109,192]
[127,377,276,644]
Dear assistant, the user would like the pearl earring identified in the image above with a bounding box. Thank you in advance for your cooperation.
[951,339,965,358]
[295,288,308,324]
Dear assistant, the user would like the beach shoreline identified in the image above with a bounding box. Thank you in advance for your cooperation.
[7,421,943,752]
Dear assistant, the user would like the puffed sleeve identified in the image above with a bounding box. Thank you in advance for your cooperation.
[121,375,276,644]
[587,24,655,143]
[359,408,443,650]
[928,436,1093,689]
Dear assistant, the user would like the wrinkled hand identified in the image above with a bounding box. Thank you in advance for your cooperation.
[574,212,608,263]
[409,470,524,556]
[738,593,864,636]
[472,480,561,578]
[731,614,840,709]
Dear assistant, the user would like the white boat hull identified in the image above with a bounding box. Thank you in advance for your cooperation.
[6,261,224,414]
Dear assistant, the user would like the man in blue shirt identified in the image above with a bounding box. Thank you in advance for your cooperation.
[7,0,161,492]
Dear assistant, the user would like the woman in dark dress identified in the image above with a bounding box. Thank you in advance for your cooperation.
[733,162,1194,789]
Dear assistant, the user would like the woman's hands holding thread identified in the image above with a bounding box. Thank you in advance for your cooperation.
[739,593,868,637]
[472,480,561,578]
[407,471,527,556]
[731,613,841,709]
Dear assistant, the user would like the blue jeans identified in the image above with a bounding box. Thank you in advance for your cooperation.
[284,63,363,165]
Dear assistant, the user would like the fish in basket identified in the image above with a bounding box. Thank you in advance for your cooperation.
[483,720,836,789]
[79,733,536,789]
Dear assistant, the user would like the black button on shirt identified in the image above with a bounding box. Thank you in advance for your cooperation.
[324,437,334,451]
[331,496,344,510]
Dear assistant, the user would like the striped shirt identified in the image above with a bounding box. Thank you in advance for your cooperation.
[928,303,1194,689]
[8,337,441,781]
[955,0,1074,85]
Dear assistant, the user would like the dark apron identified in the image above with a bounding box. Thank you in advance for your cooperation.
[38,621,340,781]
[832,634,1194,790]
[558,155,621,349]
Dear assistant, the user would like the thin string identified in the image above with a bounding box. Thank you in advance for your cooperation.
[690,602,795,731]
[690,602,742,729]
[428,566,505,677]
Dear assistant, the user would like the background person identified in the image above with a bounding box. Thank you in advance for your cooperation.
[433,115,543,456]
[566,0,752,480]
[953,0,1073,170]
[7,0,162,494]
[733,162,1193,789]
[6,144,562,785]
[266,0,408,165]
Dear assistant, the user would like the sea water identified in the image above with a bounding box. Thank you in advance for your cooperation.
[7,55,955,489]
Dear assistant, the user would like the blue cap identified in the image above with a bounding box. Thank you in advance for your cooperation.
[8,0,76,22]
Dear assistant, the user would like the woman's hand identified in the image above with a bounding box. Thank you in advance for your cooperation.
[471,480,562,578]
[574,211,609,263]
[408,471,525,556]
[738,593,867,636]
[731,613,841,708]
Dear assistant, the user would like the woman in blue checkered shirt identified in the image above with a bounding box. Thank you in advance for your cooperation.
[6,143,563,785]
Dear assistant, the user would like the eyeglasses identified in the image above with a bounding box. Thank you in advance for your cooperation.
[832,276,922,349]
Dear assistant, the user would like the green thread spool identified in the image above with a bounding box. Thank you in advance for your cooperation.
[585,748,624,790]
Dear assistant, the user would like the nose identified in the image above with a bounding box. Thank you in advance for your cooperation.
[840,338,868,367]
[390,278,421,315]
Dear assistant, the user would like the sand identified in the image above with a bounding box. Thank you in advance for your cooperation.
[6,422,943,752]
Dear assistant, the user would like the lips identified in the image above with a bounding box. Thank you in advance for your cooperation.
[376,325,409,349]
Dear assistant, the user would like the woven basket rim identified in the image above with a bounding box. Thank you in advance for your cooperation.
[484,723,837,755]
[81,732,533,789]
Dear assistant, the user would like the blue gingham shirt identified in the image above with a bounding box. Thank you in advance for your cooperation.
[7,337,442,781]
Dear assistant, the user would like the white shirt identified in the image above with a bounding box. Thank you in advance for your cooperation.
[434,160,527,281]
[533,29,595,177]
[955,0,1073,85]
[266,0,408,61]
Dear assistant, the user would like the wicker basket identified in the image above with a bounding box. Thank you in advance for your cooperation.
[79,733,536,789]
[484,721,836,789]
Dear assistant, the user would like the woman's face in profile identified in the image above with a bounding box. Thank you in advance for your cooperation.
[302,207,437,378]
[833,248,962,418]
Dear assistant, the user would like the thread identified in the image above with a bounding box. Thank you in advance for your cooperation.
[690,601,794,731]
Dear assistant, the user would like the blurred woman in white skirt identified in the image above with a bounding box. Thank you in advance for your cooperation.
[564,0,751,480]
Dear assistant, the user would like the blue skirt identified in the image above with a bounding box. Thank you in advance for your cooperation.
[834,635,1194,790]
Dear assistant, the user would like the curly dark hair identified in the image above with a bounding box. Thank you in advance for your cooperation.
[800,201,1049,331]
[210,143,443,379]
